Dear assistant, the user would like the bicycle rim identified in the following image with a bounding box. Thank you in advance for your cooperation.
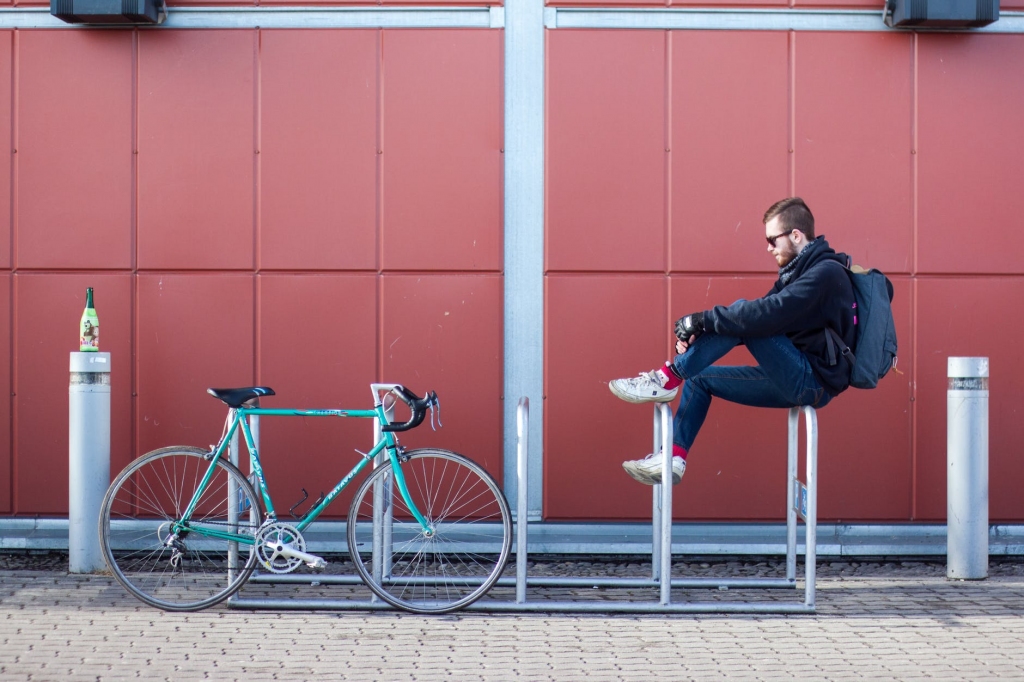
[348,448,512,614]
[99,446,262,611]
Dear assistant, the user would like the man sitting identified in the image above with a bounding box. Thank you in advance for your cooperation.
[609,197,856,485]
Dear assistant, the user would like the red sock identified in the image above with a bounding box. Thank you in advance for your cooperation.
[658,362,683,390]
[673,444,688,461]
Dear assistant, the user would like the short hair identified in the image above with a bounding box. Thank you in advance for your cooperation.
[763,197,815,241]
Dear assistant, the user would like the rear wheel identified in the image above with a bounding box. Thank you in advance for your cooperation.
[348,448,512,614]
[98,446,262,611]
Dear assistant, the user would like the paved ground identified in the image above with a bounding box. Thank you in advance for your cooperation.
[2,553,1024,681]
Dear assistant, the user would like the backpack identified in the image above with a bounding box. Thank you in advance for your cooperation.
[825,262,898,390]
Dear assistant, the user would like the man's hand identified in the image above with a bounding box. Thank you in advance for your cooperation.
[674,312,705,352]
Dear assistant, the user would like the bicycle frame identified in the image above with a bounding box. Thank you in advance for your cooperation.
[175,401,432,546]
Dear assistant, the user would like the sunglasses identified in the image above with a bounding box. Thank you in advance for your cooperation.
[766,229,795,248]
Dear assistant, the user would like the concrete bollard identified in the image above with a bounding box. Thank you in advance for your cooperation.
[947,356,989,580]
[69,351,111,573]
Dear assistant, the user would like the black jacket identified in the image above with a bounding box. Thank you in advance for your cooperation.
[703,236,856,396]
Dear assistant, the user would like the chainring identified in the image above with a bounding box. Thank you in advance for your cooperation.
[254,521,306,574]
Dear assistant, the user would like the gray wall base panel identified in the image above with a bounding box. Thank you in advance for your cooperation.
[4,518,1023,557]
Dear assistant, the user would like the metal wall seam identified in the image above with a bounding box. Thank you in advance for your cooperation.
[503,0,544,521]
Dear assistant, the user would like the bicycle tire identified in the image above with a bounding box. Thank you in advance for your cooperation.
[347,448,513,614]
[98,446,262,611]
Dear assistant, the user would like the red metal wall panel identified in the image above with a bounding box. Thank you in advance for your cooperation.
[14,274,132,515]
[545,275,668,520]
[257,274,378,518]
[136,274,253,458]
[915,277,1024,522]
[260,30,378,272]
[381,30,502,272]
[0,32,10,270]
[17,31,133,270]
[547,30,665,273]
[381,275,503,482]
[670,31,789,275]
[0,274,9,513]
[918,34,1024,275]
[794,32,913,275]
[137,31,255,270]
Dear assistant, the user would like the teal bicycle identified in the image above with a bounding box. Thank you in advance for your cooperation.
[98,384,513,614]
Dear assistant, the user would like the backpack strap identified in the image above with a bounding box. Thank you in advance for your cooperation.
[823,257,857,369]
[825,327,855,367]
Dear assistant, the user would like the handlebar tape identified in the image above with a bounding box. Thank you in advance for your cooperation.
[380,386,436,433]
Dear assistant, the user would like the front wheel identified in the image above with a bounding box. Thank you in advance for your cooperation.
[348,448,512,614]
[98,446,263,611]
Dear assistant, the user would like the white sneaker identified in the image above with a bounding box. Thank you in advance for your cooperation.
[622,452,686,485]
[609,370,678,404]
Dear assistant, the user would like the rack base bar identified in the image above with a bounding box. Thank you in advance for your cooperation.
[248,573,796,590]
[227,597,815,614]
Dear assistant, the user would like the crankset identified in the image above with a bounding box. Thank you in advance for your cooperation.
[254,521,327,574]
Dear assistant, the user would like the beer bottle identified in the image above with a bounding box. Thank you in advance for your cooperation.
[80,287,99,351]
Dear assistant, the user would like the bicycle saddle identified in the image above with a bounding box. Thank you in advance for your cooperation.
[207,386,275,407]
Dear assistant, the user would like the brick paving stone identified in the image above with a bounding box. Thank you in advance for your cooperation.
[3,558,1024,680]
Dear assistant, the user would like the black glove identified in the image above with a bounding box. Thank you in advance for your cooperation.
[674,312,705,344]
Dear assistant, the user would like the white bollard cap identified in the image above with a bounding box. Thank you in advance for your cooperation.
[948,357,988,379]
[70,352,111,373]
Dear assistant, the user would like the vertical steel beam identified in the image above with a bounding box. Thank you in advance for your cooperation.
[503,0,545,521]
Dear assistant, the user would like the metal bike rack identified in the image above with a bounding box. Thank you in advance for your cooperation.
[229,398,817,613]
[468,399,818,613]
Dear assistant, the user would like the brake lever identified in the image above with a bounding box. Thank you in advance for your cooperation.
[429,392,442,431]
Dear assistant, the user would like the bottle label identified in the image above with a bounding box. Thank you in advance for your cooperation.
[80,311,99,351]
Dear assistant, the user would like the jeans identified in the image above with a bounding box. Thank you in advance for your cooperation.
[670,332,832,451]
